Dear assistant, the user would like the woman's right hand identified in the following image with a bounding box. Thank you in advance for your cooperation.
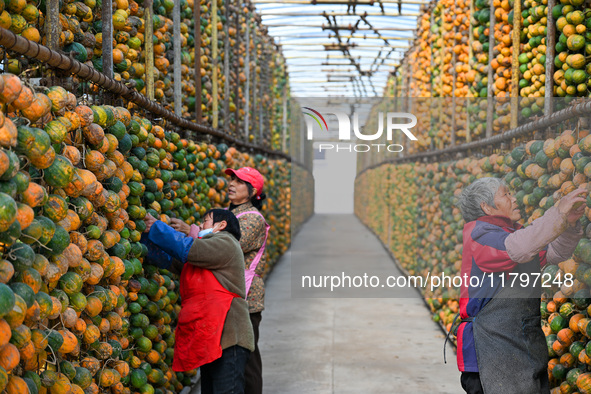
[144,213,157,233]
[558,187,587,224]
[170,218,191,235]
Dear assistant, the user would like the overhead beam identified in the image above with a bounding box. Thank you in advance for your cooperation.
[285,55,355,59]
[287,68,383,72]
[285,80,353,83]
[289,69,376,75]
[252,0,428,4]
[280,48,406,53]
[274,34,413,40]
[286,63,400,67]
[288,79,390,84]
[265,24,416,31]
[279,43,409,48]
[260,11,420,16]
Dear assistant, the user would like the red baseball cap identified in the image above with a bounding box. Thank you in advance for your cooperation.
[224,167,264,196]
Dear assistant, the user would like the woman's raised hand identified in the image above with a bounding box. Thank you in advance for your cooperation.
[144,213,158,233]
[170,218,191,235]
[558,188,587,225]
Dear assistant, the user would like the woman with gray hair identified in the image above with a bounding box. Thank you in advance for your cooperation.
[455,177,586,394]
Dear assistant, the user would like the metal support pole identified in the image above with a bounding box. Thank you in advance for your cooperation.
[45,0,60,50]
[544,0,556,115]
[468,0,474,81]
[194,1,202,122]
[212,0,219,128]
[429,12,435,98]
[0,24,294,159]
[282,88,288,152]
[173,0,182,115]
[404,61,411,157]
[486,1,495,138]
[252,33,259,141]
[438,9,445,149]
[102,0,113,78]
[467,0,474,142]
[439,8,445,98]
[244,14,251,139]
[223,1,230,129]
[510,0,521,128]
[145,0,155,100]
[234,0,241,135]
[451,28,457,146]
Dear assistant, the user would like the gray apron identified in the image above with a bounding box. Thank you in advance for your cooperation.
[472,258,550,394]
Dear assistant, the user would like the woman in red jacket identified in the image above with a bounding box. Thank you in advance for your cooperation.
[172,167,269,394]
[145,209,254,394]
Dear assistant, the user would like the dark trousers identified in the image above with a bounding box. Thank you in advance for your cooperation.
[201,345,251,394]
[461,372,484,394]
[244,312,262,394]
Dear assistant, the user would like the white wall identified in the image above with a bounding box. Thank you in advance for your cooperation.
[313,143,357,214]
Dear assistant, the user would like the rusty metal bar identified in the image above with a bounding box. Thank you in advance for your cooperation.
[45,0,60,50]
[194,2,203,122]
[282,88,287,152]
[253,35,258,142]
[438,8,445,99]
[429,12,435,98]
[212,0,219,129]
[223,0,230,128]
[486,1,495,138]
[145,0,155,100]
[244,14,251,139]
[545,0,556,115]
[102,0,113,78]
[357,99,591,175]
[253,30,260,142]
[195,0,203,123]
[405,61,411,157]
[234,1,241,136]
[451,27,457,147]
[0,26,292,159]
[510,0,521,128]
[437,9,445,150]
[173,0,182,115]
[467,0,473,142]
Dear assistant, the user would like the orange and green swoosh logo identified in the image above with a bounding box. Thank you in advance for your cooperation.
[303,107,328,131]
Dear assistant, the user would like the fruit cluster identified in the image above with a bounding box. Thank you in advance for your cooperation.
[0,73,308,394]
[356,121,591,391]
[0,0,290,149]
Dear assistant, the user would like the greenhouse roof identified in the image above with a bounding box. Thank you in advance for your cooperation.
[253,0,426,97]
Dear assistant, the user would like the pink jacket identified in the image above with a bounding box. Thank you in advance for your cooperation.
[505,206,583,264]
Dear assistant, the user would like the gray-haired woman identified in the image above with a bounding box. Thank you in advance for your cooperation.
[455,177,585,394]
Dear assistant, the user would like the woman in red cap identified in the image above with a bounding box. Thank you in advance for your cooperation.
[172,166,269,394]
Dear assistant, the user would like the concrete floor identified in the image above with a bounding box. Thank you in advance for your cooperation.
[259,214,462,394]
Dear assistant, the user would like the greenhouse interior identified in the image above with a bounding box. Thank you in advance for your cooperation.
[0,0,590,392]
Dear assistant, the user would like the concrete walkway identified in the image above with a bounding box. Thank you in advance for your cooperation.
[259,214,461,394]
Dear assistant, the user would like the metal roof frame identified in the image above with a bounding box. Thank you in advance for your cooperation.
[253,0,419,97]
